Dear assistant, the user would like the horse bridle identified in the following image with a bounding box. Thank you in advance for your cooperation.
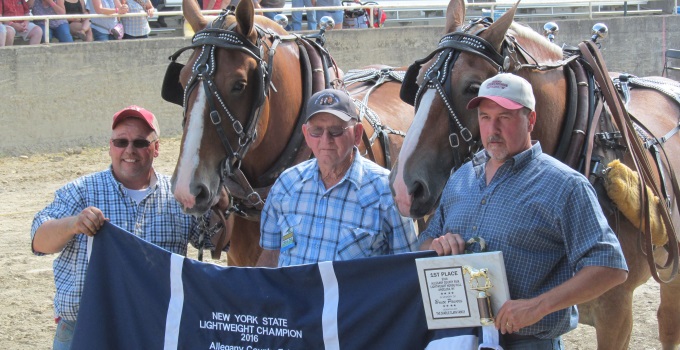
[399,18,517,170]
[162,10,280,196]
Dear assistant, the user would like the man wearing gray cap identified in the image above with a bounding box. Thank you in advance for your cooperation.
[257,89,417,267]
[418,74,628,349]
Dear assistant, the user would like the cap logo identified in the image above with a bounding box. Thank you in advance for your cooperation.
[314,93,340,106]
[486,80,508,89]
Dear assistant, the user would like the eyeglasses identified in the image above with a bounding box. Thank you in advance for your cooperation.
[111,138,157,149]
[307,125,354,138]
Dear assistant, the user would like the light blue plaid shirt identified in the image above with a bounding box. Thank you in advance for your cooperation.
[419,142,627,339]
[260,148,418,267]
[120,0,151,37]
[31,168,205,321]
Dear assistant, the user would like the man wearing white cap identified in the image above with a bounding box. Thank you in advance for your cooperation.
[31,106,215,350]
[258,89,417,267]
[418,74,628,349]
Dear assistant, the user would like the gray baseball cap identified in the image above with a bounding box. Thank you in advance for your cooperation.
[306,89,360,122]
[466,73,536,111]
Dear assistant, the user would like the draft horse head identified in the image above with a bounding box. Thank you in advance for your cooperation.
[390,0,566,218]
[164,0,302,216]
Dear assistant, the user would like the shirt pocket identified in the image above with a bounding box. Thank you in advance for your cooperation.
[337,225,386,260]
[277,214,302,251]
[150,214,189,252]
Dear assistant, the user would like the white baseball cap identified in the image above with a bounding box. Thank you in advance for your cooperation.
[466,73,536,111]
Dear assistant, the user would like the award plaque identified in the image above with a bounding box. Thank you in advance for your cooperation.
[415,251,510,329]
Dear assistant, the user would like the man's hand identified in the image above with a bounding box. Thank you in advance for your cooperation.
[70,206,108,237]
[33,206,109,254]
[429,232,466,255]
[495,298,543,334]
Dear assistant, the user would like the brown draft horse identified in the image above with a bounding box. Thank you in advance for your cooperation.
[389,0,680,348]
[166,0,413,266]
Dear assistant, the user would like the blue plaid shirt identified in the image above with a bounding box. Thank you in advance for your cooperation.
[31,168,205,321]
[419,142,627,339]
[260,148,418,267]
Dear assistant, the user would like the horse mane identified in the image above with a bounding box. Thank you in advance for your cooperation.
[509,22,563,61]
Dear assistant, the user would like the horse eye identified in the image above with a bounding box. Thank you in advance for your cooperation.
[233,81,246,92]
[466,83,481,95]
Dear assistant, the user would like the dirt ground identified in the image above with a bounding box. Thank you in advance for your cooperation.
[0,137,666,349]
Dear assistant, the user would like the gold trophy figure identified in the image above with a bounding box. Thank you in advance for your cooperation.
[462,265,494,325]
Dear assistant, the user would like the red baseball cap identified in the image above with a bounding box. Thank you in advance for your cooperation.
[112,105,161,136]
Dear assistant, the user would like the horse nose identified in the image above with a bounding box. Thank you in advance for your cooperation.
[193,183,212,209]
[411,179,433,218]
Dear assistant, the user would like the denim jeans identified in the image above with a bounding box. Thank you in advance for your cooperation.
[262,10,282,20]
[290,0,316,31]
[53,318,76,350]
[92,29,114,41]
[503,336,564,350]
[315,10,343,27]
[37,22,74,43]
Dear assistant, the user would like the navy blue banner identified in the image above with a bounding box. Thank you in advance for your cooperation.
[72,222,491,350]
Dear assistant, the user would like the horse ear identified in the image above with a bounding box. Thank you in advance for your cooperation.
[235,0,256,40]
[481,1,519,52]
[444,0,466,33]
[183,0,208,32]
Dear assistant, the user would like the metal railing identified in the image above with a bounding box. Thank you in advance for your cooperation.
[0,0,664,44]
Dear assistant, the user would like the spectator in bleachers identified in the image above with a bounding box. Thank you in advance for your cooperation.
[1,3,16,46]
[291,0,315,31]
[1,4,17,46]
[32,0,74,43]
[87,0,128,41]
[120,0,153,39]
[202,0,225,11]
[259,0,284,21]
[315,0,342,29]
[65,0,92,41]
[0,21,16,46]
[226,0,261,9]
[1,0,43,45]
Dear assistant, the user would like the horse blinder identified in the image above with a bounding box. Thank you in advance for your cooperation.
[162,61,185,106]
[400,61,422,106]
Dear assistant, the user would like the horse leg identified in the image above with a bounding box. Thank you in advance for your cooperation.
[226,218,263,267]
[583,219,650,349]
[658,247,680,350]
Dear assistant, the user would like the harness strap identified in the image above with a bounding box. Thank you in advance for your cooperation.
[554,64,578,162]
[580,40,680,283]
[564,60,590,169]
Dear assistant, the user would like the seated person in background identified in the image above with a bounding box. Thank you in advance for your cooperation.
[315,0,342,29]
[1,0,42,45]
[32,0,74,43]
[120,0,154,39]
[87,0,128,41]
[0,18,16,46]
[64,0,92,41]
[31,105,218,349]
[258,0,284,21]
[257,89,418,267]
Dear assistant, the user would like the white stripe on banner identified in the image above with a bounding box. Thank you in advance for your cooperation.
[86,236,93,263]
[318,261,340,350]
[164,253,185,350]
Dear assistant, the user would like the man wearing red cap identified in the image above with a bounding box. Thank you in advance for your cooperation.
[418,74,628,349]
[30,106,214,350]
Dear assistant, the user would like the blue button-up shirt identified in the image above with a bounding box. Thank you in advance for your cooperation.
[419,142,627,338]
[31,168,204,321]
[260,148,418,267]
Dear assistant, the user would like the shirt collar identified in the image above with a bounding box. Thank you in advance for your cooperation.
[472,141,542,177]
[108,165,159,194]
[302,147,362,190]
